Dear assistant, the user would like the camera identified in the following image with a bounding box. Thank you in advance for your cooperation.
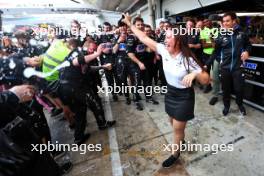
[118,15,126,27]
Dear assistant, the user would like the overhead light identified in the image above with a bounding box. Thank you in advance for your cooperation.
[219,12,264,17]
[70,0,81,4]
[51,8,98,14]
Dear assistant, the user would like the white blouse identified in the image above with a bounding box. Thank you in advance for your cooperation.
[157,43,202,89]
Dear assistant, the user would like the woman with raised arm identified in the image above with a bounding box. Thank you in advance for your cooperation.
[122,13,210,168]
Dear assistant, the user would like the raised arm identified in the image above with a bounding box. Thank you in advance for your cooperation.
[122,13,158,52]
[72,44,103,66]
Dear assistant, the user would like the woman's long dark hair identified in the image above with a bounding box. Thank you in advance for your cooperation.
[173,31,204,73]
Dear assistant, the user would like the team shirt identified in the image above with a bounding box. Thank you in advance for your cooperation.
[156,43,202,88]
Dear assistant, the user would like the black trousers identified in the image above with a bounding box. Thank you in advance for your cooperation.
[202,53,213,89]
[157,59,167,86]
[104,70,118,96]
[146,61,156,86]
[101,55,118,96]
[128,62,154,101]
[221,68,244,107]
[58,84,87,140]
[85,70,101,96]
[58,83,107,140]
[86,88,107,127]
[26,100,52,142]
[152,62,159,85]
[128,63,141,101]
[202,53,212,79]
[115,57,130,98]
[140,61,154,99]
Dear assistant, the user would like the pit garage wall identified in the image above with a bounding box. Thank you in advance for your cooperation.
[97,11,122,26]
[140,6,151,26]
[131,4,148,23]
[162,0,227,15]
[0,11,2,31]
[132,0,227,27]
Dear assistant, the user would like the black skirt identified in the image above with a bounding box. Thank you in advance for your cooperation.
[165,84,195,121]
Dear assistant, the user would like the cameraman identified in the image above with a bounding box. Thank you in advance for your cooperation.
[0,85,64,176]
[0,50,74,175]
[0,85,34,127]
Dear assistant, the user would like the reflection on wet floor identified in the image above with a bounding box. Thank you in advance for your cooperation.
[47,88,264,176]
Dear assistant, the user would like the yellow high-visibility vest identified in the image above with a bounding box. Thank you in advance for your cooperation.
[42,39,71,81]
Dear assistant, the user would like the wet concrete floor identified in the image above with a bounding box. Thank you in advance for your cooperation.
[47,88,264,176]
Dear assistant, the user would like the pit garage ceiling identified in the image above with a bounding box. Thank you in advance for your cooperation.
[0,0,139,13]
[83,0,139,12]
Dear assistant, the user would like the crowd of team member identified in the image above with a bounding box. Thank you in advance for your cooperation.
[0,17,163,176]
[0,11,250,175]
[121,11,250,168]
